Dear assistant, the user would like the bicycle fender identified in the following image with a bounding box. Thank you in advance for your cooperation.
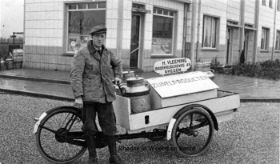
[166,118,176,140]
[33,112,47,134]
[33,106,80,134]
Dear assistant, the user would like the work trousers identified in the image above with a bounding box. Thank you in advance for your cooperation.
[82,102,117,136]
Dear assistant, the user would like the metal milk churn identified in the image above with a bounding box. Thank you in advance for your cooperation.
[121,77,151,113]
[122,70,135,82]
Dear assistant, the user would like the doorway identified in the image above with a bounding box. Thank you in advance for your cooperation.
[226,27,233,65]
[130,13,143,68]
[244,30,250,62]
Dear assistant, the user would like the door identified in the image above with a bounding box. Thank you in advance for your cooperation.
[226,27,233,65]
[130,14,142,68]
[244,30,250,62]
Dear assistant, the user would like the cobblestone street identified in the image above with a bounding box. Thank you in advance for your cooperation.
[0,93,278,164]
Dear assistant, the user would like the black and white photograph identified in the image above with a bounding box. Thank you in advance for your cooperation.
[0,0,279,163]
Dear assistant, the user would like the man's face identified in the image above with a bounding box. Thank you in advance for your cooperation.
[91,33,106,48]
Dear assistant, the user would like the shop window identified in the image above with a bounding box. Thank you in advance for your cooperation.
[152,7,176,55]
[261,27,270,50]
[202,15,219,48]
[66,2,106,52]
[262,0,266,6]
[275,31,280,50]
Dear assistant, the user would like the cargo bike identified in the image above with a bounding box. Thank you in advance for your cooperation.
[33,59,240,164]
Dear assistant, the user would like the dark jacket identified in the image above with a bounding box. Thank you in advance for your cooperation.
[70,41,122,103]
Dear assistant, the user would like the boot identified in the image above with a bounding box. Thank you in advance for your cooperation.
[106,135,126,164]
[109,155,126,164]
[86,132,98,164]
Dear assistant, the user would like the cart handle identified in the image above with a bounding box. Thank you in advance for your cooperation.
[113,80,125,96]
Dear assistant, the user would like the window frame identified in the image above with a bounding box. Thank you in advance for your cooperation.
[202,15,219,49]
[65,2,106,53]
[151,7,177,57]
[261,27,270,51]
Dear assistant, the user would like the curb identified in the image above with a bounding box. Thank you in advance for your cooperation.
[240,99,280,103]
[1,88,279,103]
[0,89,74,102]
[0,74,70,84]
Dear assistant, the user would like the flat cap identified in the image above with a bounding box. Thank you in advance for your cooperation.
[89,24,106,35]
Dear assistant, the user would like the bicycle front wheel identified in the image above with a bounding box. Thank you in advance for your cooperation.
[35,106,86,164]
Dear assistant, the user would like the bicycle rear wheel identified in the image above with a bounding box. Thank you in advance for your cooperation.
[35,106,86,164]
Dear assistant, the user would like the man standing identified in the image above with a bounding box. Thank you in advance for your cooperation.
[70,24,125,164]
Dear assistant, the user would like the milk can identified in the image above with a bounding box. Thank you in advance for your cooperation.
[121,77,151,113]
[122,70,135,82]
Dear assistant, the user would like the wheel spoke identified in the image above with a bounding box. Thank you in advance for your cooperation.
[40,125,56,134]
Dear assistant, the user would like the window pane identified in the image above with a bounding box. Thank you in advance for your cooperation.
[203,16,218,48]
[78,3,86,9]
[69,4,76,9]
[152,15,173,54]
[88,3,97,9]
[68,10,105,51]
[98,2,106,8]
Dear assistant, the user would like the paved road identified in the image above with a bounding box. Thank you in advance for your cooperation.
[0,93,279,164]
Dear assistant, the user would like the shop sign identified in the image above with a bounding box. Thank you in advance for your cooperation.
[147,71,218,98]
[153,58,191,75]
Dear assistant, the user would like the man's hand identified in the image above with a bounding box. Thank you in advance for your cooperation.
[114,77,122,85]
[73,96,83,109]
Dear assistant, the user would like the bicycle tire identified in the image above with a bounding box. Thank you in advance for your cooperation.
[35,106,86,164]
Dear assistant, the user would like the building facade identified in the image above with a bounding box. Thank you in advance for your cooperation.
[193,0,280,66]
[23,0,280,72]
[24,0,190,71]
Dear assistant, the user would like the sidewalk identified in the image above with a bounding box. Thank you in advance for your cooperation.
[0,68,279,102]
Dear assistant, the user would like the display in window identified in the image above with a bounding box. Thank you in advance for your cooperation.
[152,38,172,54]
[67,4,105,52]
[152,15,174,55]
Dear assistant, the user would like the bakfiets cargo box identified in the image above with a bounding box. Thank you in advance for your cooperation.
[113,58,239,131]
[147,71,218,109]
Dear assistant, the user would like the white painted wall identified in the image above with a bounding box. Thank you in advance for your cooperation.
[227,0,241,22]
[245,0,256,24]
[25,0,63,47]
[200,0,228,45]
[258,0,276,47]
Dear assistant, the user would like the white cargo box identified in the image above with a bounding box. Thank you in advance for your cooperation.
[113,90,239,131]
[146,71,219,109]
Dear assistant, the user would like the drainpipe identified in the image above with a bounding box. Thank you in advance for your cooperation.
[182,3,188,57]
[271,0,277,60]
[190,0,201,70]
[253,0,259,63]
[190,0,197,70]
[195,0,201,63]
